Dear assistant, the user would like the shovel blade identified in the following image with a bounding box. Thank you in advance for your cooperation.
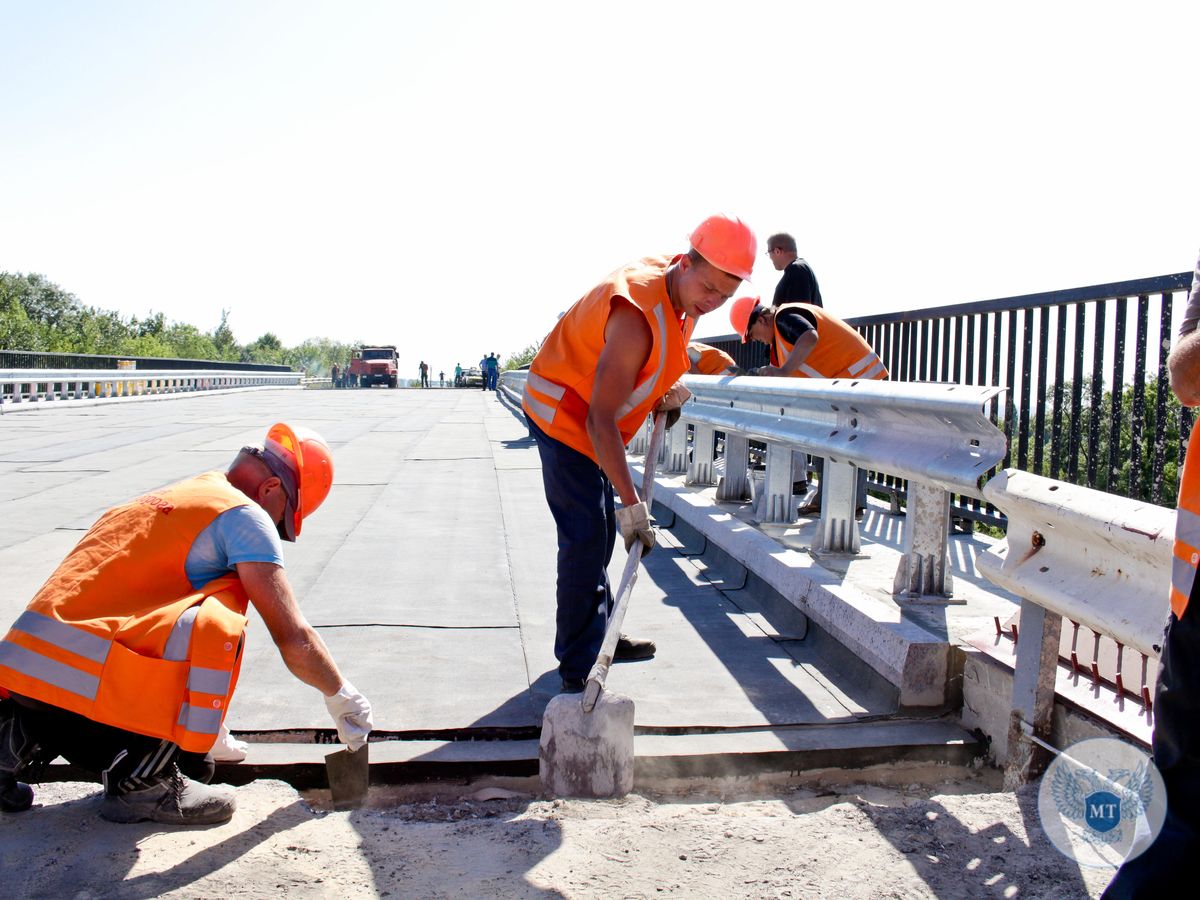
[325,744,369,809]
[539,690,634,798]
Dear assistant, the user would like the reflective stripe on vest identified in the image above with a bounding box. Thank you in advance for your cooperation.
[522,371,565,425]
[0,605,231,714]
[178,702,223,736]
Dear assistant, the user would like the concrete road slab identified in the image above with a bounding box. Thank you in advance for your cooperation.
[302,460,517,627]
[0,531,81,621]
[406,423,492,460]
[232,624,538,731]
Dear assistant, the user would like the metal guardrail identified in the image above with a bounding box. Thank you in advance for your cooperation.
[0,368,302,409]
[502,366,1173,767]
[500,369,1008,598]
[700,271,1195,513]
[979,469,1171,782]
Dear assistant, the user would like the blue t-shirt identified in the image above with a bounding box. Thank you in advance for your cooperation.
[184,504,284,589]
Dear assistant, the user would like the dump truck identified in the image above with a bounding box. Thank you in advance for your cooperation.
[349,346,399,388]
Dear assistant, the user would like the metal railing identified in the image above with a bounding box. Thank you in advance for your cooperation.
[0,368,302,409]
[699,272,1195,515]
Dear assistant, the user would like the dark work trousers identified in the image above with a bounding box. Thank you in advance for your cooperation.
[1103,599,1200,897]
[529,418,617,681]
[3,695,213,795]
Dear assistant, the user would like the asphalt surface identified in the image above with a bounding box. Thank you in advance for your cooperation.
[0,387,888,738]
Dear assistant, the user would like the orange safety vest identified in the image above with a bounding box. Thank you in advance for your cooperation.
[523,255,694,461]
[770,303,888,380]
[688,342,737,376]
[0,472,253,752]
[1171,428,1200,617]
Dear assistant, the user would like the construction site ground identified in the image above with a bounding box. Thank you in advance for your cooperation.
[0,388,1117,896]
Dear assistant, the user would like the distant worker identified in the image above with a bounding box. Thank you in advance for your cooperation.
[686,341,740,376]
[522,214,756,692]
[486,353,500,391]
[330,363,340,389]
[479,355,489,390]
[766,232,822,308]
[439,370,445,388]
[454,363,463,387]
[419,361,429,389]
[0,425,374,825]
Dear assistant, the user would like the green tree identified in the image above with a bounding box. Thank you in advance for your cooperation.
[504,341,539,370]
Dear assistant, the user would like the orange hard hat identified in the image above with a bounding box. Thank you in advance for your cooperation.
[689,214,757,282]
[729,296,764,343]
[263,422,334,541]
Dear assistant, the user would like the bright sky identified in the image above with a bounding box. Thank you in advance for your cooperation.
[3,1,1198,377]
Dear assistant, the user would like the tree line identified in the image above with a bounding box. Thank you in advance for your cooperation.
[0,271,355,375]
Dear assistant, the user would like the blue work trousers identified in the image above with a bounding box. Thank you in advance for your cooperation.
[529,418,616,680]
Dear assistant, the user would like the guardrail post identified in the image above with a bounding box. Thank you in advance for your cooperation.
[755,442,797,524]
[717,433,750,501]
[893,481,954,599]
[1003,601,1063,787]
[666,422,689,474]
[812,459,861,554]
[687,424,716,485]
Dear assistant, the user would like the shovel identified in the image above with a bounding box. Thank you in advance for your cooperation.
[539,412,668,798]
[325,743,369,810]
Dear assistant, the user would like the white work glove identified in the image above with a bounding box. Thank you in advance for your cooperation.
[617,501,654,555]
[324,680,374,751]
[211,721,249,763]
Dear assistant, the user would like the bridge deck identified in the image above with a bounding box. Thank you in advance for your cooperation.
[1,389,906,741]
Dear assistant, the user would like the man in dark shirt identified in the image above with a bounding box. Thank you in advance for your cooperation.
[767,233,823,308]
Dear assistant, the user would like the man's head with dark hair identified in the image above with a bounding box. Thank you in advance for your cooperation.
[766,233,798,272]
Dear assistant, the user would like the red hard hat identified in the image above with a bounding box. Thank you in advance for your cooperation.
[689,214,757,282]
[263,423,334,541]
[729,296,763,343]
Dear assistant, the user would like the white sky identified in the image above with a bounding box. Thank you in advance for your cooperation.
[2,1,1198,377]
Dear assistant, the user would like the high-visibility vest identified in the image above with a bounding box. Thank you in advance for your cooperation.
[1171,428,1200,617]
[687,342,737,376]
[0,472,254,752]
[770,303,888,380]
[523,255,693,461]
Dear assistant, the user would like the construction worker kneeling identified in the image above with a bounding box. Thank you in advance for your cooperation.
[0,423,373,825]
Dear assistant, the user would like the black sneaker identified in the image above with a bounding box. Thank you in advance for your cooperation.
[614,635,656,661]
[560,677,586,694]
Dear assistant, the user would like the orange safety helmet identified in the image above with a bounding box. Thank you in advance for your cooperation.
[689,214,757,282]
[729,296,765,343]
[263,422,334,541]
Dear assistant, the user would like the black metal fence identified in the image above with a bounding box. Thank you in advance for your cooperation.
[0,350,290,373]
[700,271,1195,520]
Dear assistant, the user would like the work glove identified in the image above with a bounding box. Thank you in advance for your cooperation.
[324,680,374,751]
[617,500,655,556]
[211,720,249,763]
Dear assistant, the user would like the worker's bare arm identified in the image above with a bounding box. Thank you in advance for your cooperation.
[237,561,342,696]
[587,300,653,507]
[1169,329,1200,407]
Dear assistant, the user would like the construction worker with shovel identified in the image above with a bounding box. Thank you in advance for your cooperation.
[0,424,373,825]
[522,215,757,695]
